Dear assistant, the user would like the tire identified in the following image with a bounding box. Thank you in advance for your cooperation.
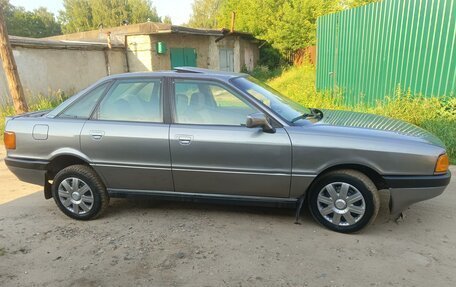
[307,169,380,233]
[52,165,109,220]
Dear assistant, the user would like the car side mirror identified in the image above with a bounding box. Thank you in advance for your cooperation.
[246,113,276,133]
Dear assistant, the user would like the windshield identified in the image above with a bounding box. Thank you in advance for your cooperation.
[232,76,311,123]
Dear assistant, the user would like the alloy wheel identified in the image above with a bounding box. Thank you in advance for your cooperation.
[317,182,366,226]
[58,177,94,215]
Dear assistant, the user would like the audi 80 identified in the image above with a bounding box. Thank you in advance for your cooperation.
[3,67,451,233]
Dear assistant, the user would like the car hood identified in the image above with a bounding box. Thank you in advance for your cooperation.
[314,109,444,147]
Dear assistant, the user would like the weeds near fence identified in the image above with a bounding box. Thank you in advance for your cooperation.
[267,64,456,163]
[247,65,288,82]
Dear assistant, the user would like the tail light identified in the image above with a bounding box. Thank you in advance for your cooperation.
[4,131,16,150]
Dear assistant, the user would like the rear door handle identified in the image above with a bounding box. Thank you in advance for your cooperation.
[90,130,105,140]
[177,135,193,145]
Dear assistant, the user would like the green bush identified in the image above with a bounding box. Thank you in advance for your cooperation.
[258,44,286,70]
[267,64,456,163]
[247,65,287,82]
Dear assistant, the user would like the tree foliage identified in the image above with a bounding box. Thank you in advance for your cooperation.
[188,0,225,29]
[0,0,61,37]
[59,0,160,33]
[162,15,172,24]
[187,0,377,54]
[216,0,340,53]
[343,0,379,8]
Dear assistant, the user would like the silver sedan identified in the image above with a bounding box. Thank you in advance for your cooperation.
[3,67,451,233]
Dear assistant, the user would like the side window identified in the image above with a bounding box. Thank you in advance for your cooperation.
[174,80,257,126]
[59,82,109,119]
[96,79,162,122]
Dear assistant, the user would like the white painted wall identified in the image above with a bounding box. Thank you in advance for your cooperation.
[126,35,153,72]
[0,47,126,106]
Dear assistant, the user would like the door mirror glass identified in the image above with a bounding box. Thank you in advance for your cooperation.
[246,113,275,133]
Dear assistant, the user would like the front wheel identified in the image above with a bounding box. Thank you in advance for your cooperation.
[52,165,109,220]
[308,169,380,233]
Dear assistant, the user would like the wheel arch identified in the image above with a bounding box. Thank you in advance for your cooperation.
[47,154,91,178]
[44,152,98,199]
[306,163,389,198]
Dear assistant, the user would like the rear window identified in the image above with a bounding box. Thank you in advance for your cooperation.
[59,83,109,119]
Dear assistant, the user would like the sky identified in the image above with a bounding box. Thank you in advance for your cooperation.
[9,0,193,25]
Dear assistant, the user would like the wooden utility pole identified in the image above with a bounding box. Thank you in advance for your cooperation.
[230,12,236,33]
[0,4,28,113]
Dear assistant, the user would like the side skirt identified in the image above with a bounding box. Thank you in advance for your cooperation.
[108,189,298,208]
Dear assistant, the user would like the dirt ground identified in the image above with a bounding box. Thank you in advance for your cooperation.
[1,147,455,287]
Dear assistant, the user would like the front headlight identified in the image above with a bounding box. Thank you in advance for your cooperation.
[435,154,449,174]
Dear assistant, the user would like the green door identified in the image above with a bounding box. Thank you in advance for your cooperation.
[170,48,196,68]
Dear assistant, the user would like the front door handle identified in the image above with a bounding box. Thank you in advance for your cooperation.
[90,130,105,140]
[177,135,193,145]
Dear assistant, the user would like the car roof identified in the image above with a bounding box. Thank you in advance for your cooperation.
[104,67,247,81]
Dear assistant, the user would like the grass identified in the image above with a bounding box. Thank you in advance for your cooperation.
[266,64,456,163]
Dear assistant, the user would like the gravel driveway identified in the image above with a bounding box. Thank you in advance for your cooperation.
[1,147,455,287]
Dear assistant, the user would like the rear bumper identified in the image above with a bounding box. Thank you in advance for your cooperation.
[4,157,48,186]
[385,172,451,216]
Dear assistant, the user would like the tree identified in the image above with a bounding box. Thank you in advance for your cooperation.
[162,15,172,24]
[216,0,341,54]
[344,0,378,8]
[265,0,340,52]
[59,0,160,33]
[0,0,61,37]
[217,0,283,37]
[188,0,225,28]
[32,8,62,36]
[59,0,93,33]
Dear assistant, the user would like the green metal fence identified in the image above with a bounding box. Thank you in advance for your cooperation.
[316,0,455,106]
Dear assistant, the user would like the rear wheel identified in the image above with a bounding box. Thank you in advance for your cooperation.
[308,169,380,233]
[52,165,109,220]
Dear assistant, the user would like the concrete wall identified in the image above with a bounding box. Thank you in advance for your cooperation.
[240,38,260,72]
[1,33,259,107]
[149,34,211,71]
[126,35,153,72]
[0,46,127,106]
[127,33,259,73]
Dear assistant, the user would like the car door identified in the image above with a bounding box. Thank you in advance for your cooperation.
[169,78,292,197]
[80,77,173,192]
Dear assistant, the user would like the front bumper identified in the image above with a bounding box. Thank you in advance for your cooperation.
[4,157,49,186]
[385,172,451,216]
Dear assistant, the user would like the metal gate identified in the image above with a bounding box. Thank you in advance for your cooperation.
[219,48,234,72]
[170,48,197,68]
